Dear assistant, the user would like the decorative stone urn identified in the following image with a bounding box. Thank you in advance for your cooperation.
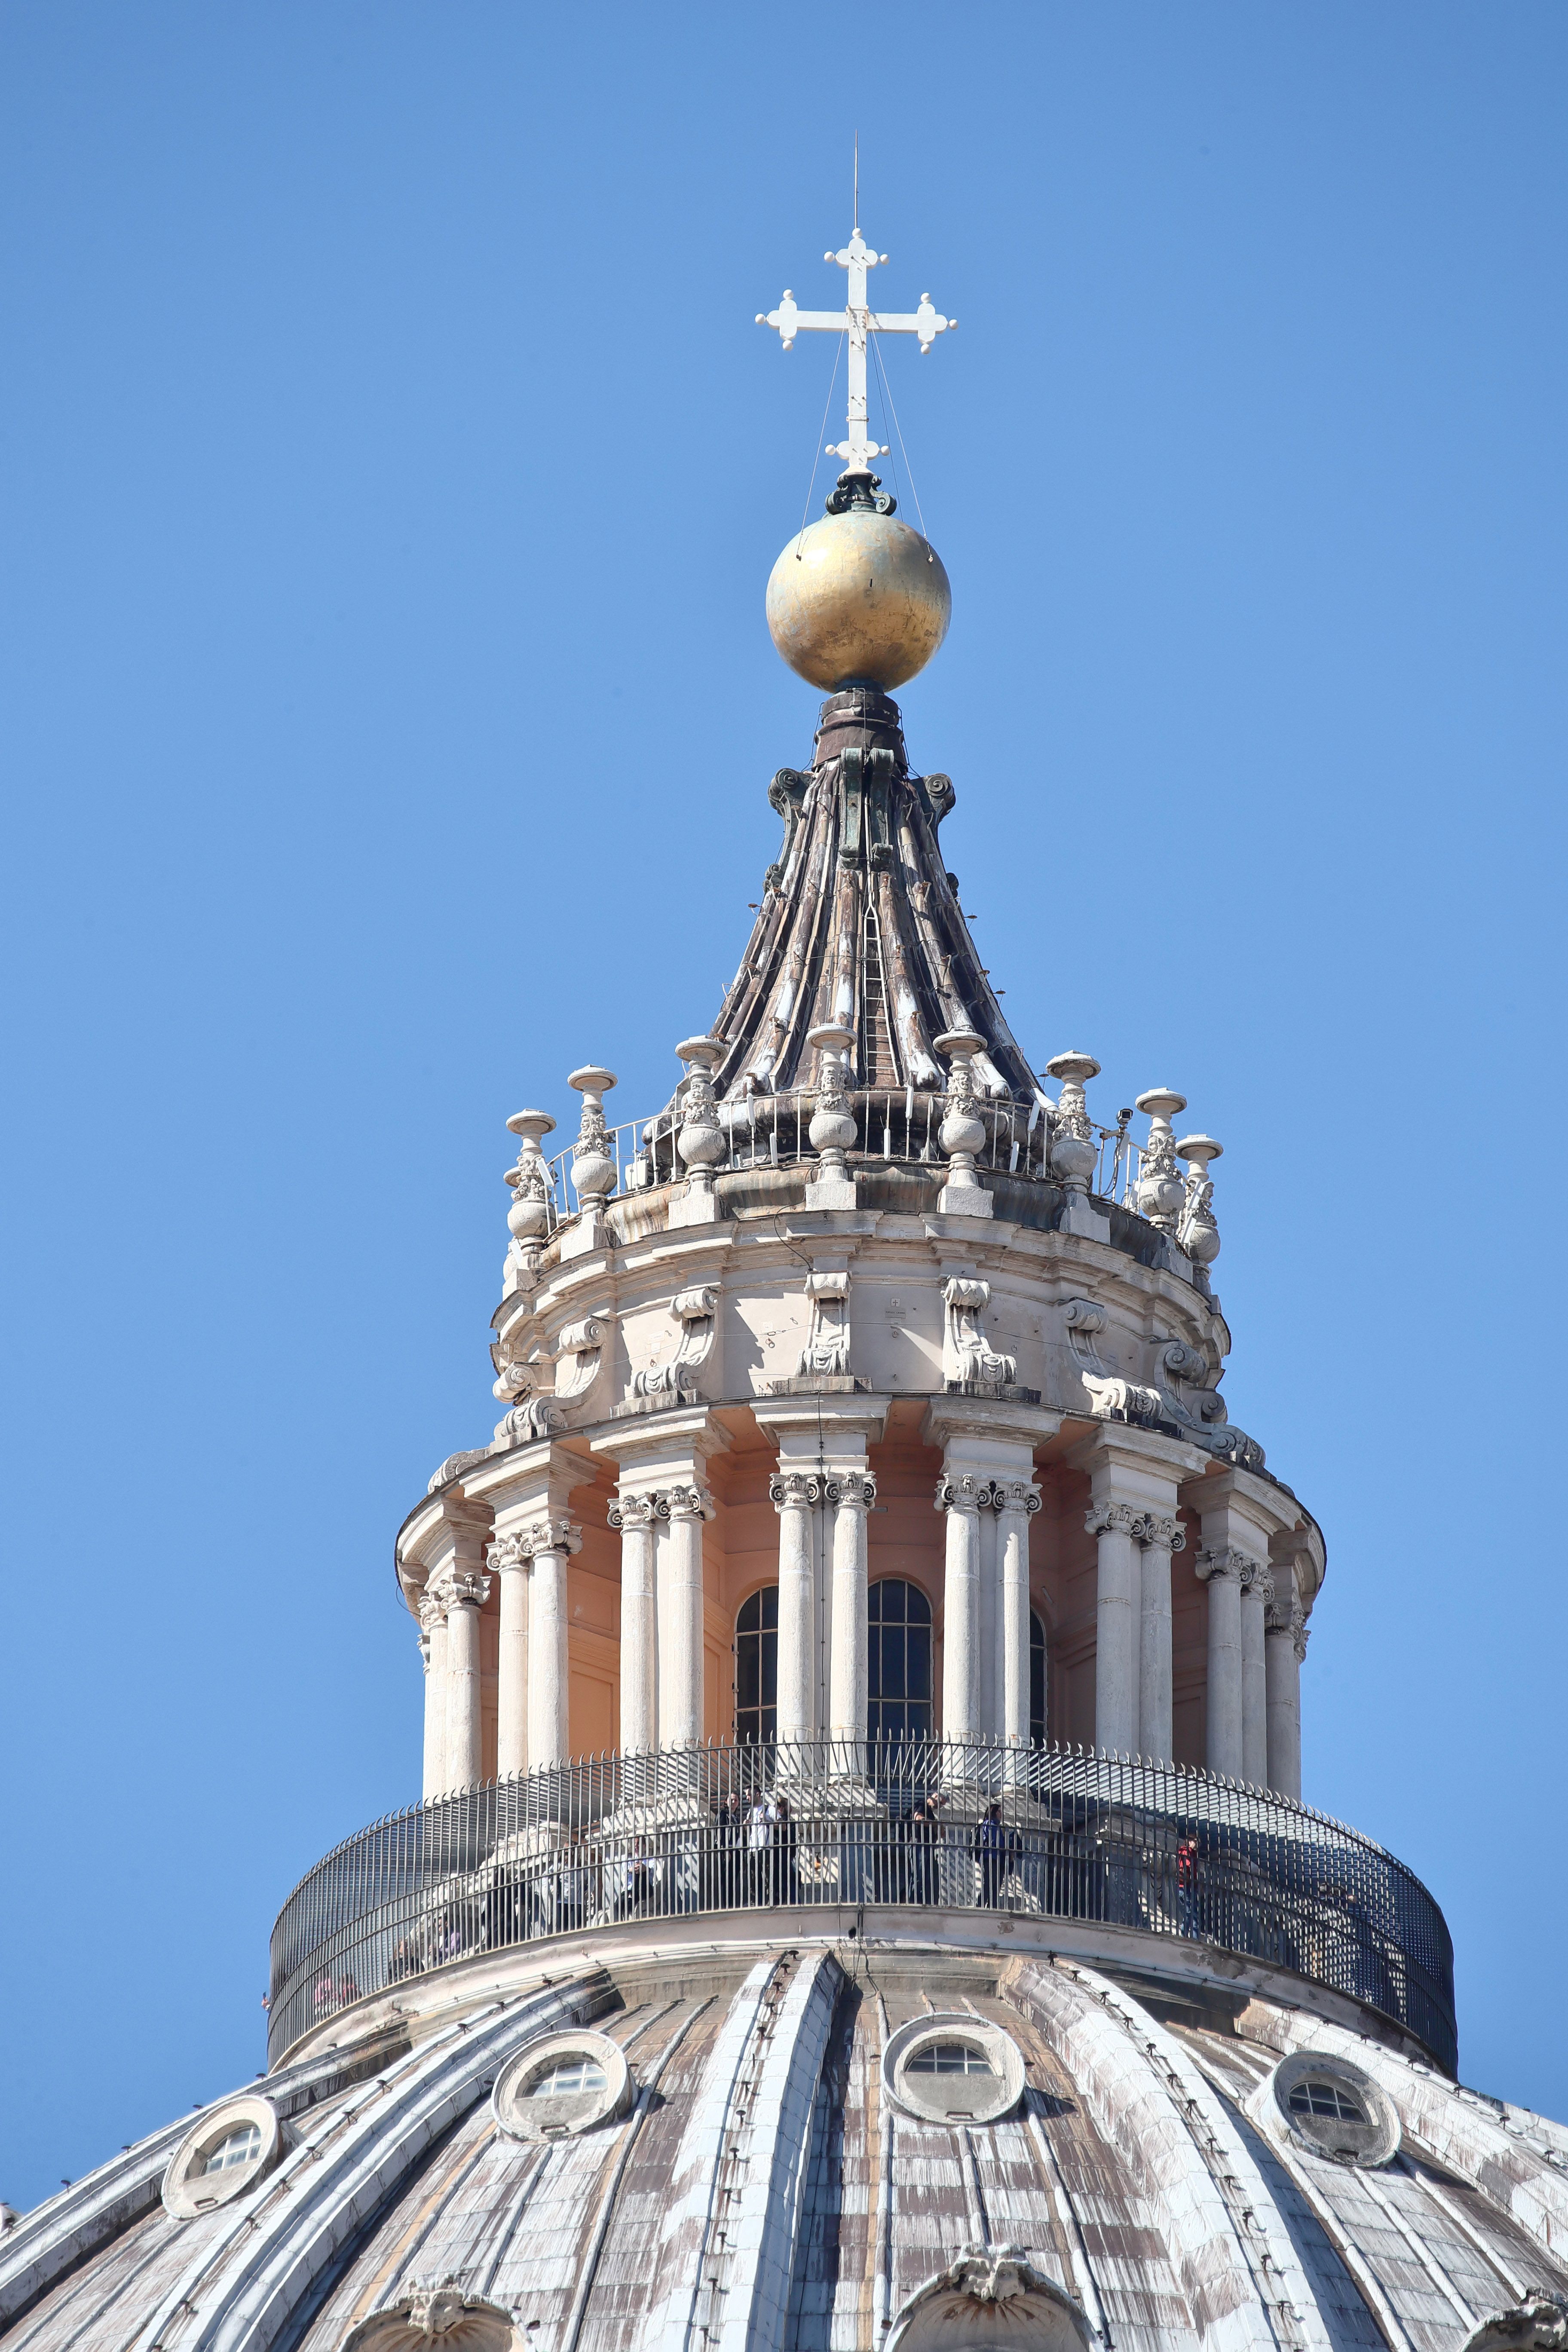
[504,1109,556,1241]
[671,1036,727,1226]
[805,1020,858,1203]
[1134,1087,1187,1231]
[567,1066,619,1206]
[1175,1133,1223,1265]
[1044,1050,1100,1191]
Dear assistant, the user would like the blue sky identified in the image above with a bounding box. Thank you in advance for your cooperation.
[2,3,1565,2211]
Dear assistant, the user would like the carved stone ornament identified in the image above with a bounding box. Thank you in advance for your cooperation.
[1175,1134,1223,1266]
[769,1470,822,1511]
[996,1477,1043,1518]
[1464,2300,1568,2352]
[1086,1501,1145,1540]
[823,1470,877,1510]
[936,1471,985,1516]
[432,1565,492,1611]
[342,2281,516,2352]
[663,1482,716,1523]
[492,1396,567,1447]
[1044,1050,1100,1191]
[426,1448,487,1495]
[1081,1370,1266,1473]
[1141,1513,1185,1551]
[567,1065,618,1208]
[1194,1545,1261,1589]
[798,1268,852,1377]
[632,1284,718,1401]
[886,2242,1096,2352]
[805,1020,858,1179]
[608,1490,666,1533]
[940,1275,1017,1387]
[552,1314,610,1407]
[516,1518,583,1562]
[674,1037,727,1207]
[764,767,810,893]
[1134,1088,1187,1231]
[934,1027,988,1185]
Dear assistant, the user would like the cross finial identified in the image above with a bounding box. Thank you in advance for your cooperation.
[755,220,956,478]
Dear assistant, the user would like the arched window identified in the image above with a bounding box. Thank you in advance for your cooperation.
[868,1579,933,1747]
[735,1586,778,1747]
[1030,1609,1047,1749]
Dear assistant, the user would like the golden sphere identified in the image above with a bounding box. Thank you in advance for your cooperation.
[766,506,951,691]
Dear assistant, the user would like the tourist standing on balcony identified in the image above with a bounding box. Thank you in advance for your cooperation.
[974,1804,1020,1908]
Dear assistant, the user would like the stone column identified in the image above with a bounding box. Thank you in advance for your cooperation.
[660,1482,714,1750]
[1240,1562,1271,1787]
[486,1533,532,1779]
[937,1472,985,1748]
[827,1470,875,1771]
[1137,1513,1185,1766]
[527,1518,581,1771]
[1265,1577,1307,1802]
[998,1478,1041,1754]
[441,1564,492,1791]
[608,1491,659,1758]
[1194,1548,1250,1779]
[1087,1501,1142,1757]
[769,1470,821,1748]
[419,1588,448,1800]
[976,1490,1000,1742]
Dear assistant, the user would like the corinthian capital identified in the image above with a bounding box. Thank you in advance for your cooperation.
[664,1482,715,1522]
[487,1531,532,1574]
[995,1478,1042,1518]
[1086,1501,1143,1540]
[608,1492,661,1533]
[936,1472,983,1516]
[1139,1514,1183,1551]
[824,1470,876,1511]
[518,1518,583,1561]
[1194,1545,1259,1587]
[443,1567,492,1610]
[769,1470,821,1511]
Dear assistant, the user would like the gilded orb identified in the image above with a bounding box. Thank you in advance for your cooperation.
[766,503,951,691]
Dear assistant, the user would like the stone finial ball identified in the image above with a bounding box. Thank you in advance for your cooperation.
[766,508,951,691]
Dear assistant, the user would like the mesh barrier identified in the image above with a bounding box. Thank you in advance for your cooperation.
[266,1738,1455,2073]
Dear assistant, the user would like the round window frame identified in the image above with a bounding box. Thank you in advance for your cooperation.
[882,2012,1026,2127]
[1253,2050,1401,2169]
[493,2027,632,2142]
[162,2095,282,2218]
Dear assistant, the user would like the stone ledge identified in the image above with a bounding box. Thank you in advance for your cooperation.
[767,1374,873,1396]
[944,1378,1042,1405]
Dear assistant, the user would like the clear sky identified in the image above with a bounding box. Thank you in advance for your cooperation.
[2,2,1564,2212]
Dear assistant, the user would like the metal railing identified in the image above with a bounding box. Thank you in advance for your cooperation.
[267,1740,1456,2074]
[540,1098,1146,1225]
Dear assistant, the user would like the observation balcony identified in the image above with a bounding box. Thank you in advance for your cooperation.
[267,1740,1455,2076]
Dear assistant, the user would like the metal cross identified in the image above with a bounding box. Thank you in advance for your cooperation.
[756,225,955,475]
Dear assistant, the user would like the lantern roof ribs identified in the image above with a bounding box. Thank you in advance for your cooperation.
[701,687,1039,1109]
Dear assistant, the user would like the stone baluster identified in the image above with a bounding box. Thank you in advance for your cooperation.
[937,1472,985,1752]
[826,1470,875,1774]
[419,1588,448,1800]
[998,1478,1042,1757]
[804,1019,858,1210]
[933,1026,994,1218]
[486,1533,532,1779]
[439,1563,492,1790]
[1086,1501,1142,1755]
[1194,1547,1251,1778]
[1175,1134,1223,1268]
[1265,1576,1308,1802]
[1133,1089,1186,1232]
[769,1471,821,1748]
[671,1036,727,1227]
[1045,1049,1110,1241]
[608,1491,660,1758]
[1137,1514,1185,1766]
[525,1518,581,1771]
[660,1482,714,1750]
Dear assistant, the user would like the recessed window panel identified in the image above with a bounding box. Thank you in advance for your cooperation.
[735,1586,778,1747]
[1289,2079,1366,2123]
[527,2058,607,2098]
[201,2124,261,2175]
[868,1580,933,1746]
[907,2041,993,2077]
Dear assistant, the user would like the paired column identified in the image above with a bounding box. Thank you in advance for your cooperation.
[1240,1562,1271,1787]
[998,1478,1042,1752]
[608,1491,660,1757]
[418,1589,448,1798]
[1265,1569,1307,1801]
[526,1518,581,1771]
[1086,1501,1142,1757]
[660,1481,715,1750]
[1184,1466,1302,1792]
[439,1562,492,1791]
[486,1533,532,1778]
[768,1470,821,1747]
[1080,1429,1204,1765]
[937,1472,985,1743]
[1138,1513,1184,1765]
[826,1470,876,1770]
[1194,1548,1251,1779]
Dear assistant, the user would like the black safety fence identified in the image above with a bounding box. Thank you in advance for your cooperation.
[267,1738,1455,2073]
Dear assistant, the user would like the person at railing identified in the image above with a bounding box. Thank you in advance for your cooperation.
[974,1803,1022,1908]
[905,1797,940,1905]
[713,1792,746,1910]
[772,1793,799,1906]
[612,1837,656,1921]
[746,1793,774,1904]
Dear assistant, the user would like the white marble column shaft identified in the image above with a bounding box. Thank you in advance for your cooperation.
[770,1471,820,1746]
[998,1479,1041,1753]
[939,1475,984,1745]
[527,1520,580,1770]
[486,1535,531,1779]
[977,1497,1000,1740]
[1087,1501,1142,1756]
[441,1566,491,1790]
[1196,1548,1248,1778]
[827,1471,874,1765]
[420,1591,448,1800]
[1138,1515,1184,1766]
[1265,1584,1307,1801]
[660,1483,712,1749]
[1240,1564,1271,1787]
[609,1493,658,1757]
